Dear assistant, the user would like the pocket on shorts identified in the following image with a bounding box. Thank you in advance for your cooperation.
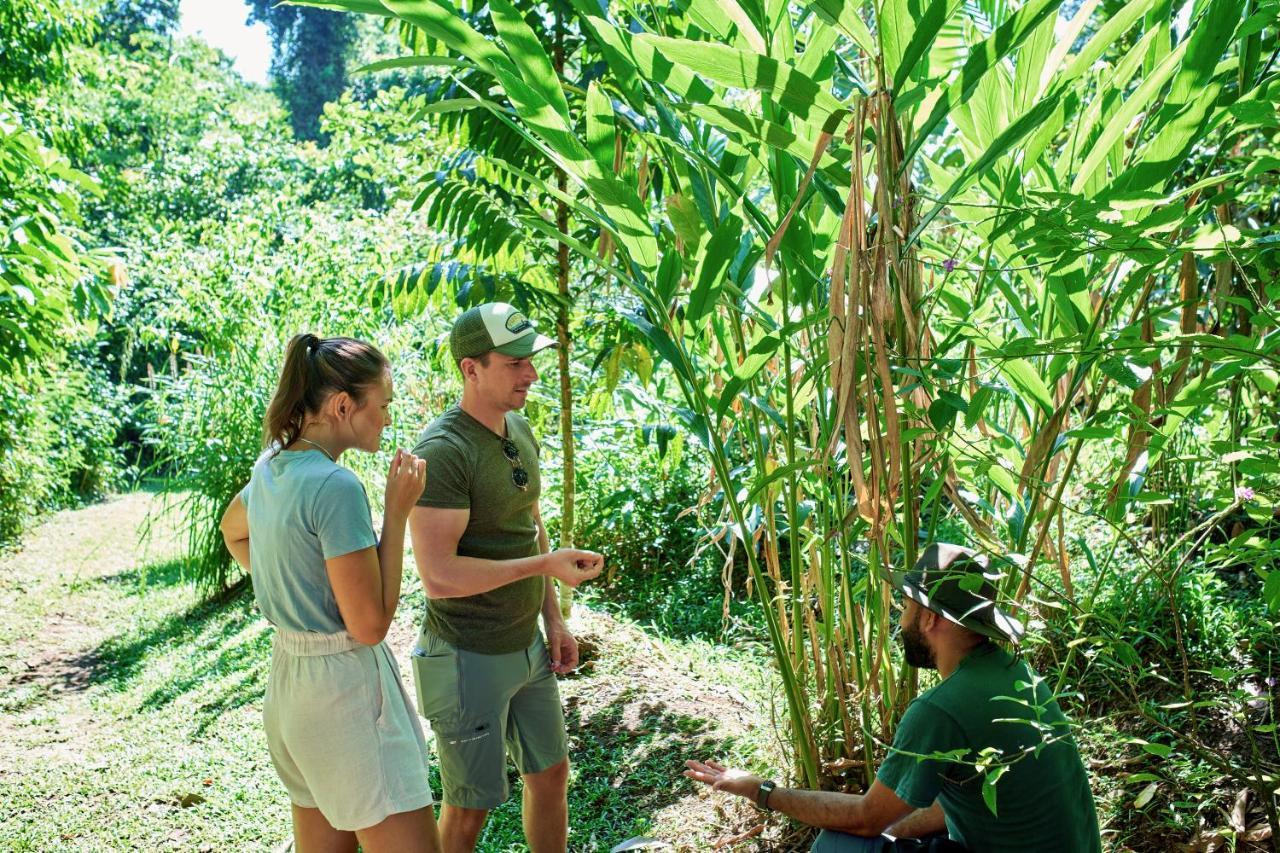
[411,637,461,724]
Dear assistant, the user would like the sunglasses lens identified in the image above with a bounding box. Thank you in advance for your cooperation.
[511,466,529,489]
[502,439,520,462]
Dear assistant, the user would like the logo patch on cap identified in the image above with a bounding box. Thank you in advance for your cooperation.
[505,312,532,334]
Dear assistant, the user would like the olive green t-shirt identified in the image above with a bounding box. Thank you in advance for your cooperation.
[412,405,545,654]
[876,644,1101,853]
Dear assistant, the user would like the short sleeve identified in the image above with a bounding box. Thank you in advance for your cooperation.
[876,698,968,809]
[413,436,472,509]
[238,482,250,509]
[312,469,377,560]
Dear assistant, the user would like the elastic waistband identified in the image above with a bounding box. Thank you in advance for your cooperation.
[273,628,362,656]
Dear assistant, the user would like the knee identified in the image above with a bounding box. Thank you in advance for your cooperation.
[443,805,488,833]
[524,757,569,792]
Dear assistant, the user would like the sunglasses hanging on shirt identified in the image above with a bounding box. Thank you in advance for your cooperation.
[501,438,529,491]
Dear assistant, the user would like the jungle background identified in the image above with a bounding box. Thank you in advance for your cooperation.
[0,0,1278,849]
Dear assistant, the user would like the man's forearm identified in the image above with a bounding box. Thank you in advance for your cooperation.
[424,552,548,598]
[535,508,559,624]
[541,575,561,622]
[885,803,946,839]
[768,787,879,836]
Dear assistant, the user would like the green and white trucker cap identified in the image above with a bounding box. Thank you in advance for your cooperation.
[450,302,558,360]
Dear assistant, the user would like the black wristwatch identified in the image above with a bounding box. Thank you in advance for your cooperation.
[756,779,777,811]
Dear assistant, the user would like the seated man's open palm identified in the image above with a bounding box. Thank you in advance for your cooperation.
[684,759,762,799]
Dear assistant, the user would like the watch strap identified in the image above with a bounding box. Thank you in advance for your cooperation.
[756,779,777,810]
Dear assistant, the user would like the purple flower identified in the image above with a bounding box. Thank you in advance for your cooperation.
[942,258,958,273]
[1235,486,1255,501]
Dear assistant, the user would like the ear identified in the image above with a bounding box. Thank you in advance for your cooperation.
[918,608,941,633]
[329,390,353,420]
[460,358,478,382]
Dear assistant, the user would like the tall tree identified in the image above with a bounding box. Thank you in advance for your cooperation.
[98,0,180,47]
[244,2,355,142]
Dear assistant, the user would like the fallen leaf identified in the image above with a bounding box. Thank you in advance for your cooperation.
[1181,829,1224,852]
[610,837,671,852]
[1244,823,1272,842]
[1229,788,1248,833]
[1134,781,1159,809]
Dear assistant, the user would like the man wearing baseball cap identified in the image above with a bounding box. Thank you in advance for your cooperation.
[408,302,605,852]
[685,543,1100,852]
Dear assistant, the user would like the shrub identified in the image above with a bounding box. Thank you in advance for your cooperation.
[0,356,126,547]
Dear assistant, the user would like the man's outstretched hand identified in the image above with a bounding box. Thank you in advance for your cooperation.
[684,759,764,800]
[544,548,604,587]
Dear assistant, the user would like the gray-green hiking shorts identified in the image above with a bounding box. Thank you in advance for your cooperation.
[411,630,568,810]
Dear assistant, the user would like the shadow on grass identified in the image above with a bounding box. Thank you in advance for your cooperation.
[475,685,738,850]
[95,556,190,590]
[91,578,270,736]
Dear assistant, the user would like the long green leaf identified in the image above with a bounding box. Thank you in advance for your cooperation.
[354,55,465,74]
[890,0,964,95]
[909,88,1063,246]
[688,215,744,325]
[488,0,571,120]
[1058,0,1163,83]
[635,34,847,125]
[1012,7,1056,112]
[582,16,718,106]
[683,0,767,53]
[284,0,392,15]
[684,104,849,186]
[584,82,616,175]
[901,0,1064,163]
[381,0,512,72]
[375,0,658,269]
[1111,0,1243,194]
[1070,40,1189,193]
[444,73,661,271]
[802,0,878,56]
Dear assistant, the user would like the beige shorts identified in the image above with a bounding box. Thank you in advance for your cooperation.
[264,629,434,831]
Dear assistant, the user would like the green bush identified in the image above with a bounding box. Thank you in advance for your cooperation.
[0,357,126,546]
[142,343,272,592]
[542,424,761,640]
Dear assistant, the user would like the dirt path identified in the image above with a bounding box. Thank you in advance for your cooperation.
[0,494,795,851]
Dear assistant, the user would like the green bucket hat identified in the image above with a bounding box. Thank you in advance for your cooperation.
[889,543,1025,644]
[450,302,558,360]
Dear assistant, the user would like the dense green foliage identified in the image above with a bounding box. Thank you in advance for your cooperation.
[301,0,1280,843]
[2,0,1278,848]
[246,1,358,142]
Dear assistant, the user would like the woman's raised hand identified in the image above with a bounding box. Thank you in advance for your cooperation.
[384,448,427,520]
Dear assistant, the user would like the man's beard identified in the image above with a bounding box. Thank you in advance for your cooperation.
[901,612,937,669]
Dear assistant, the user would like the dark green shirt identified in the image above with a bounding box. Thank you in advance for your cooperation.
[412,406,545,654]
[876,644,1101,853]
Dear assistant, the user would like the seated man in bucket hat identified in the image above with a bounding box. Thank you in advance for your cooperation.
[685,544,1101,853]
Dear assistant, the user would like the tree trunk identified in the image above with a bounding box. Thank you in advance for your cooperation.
[553,12,575,619]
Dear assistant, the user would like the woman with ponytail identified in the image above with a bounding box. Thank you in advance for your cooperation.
[219,334,441,852]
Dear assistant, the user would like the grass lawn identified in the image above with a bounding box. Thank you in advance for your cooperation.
[0,493,792,851]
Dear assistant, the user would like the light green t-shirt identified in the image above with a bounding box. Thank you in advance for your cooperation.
[412,406,545,654]
[876,644,1101,853]
[240,448,377,634]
